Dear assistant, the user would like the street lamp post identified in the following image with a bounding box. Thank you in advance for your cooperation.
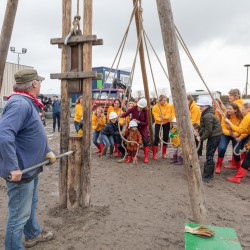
[10,47,27,68]
[244,64,250,97]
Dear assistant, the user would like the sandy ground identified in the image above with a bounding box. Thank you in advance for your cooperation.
[1,119,250,250]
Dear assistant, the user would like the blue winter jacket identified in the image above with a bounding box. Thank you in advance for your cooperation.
[0,95,51,181]
[52,100,61,113]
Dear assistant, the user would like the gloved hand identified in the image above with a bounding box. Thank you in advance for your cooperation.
[46,151,57,165]
[185,225,215,238]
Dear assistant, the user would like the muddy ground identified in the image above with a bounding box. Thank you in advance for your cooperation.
[0,119,250,250]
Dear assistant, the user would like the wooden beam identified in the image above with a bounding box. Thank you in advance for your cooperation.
[133,0,154,144]
[156,0,208,224]
[59,0,71,208]
[50,71,97,80]
[81,0,93,208]
[50,35,97,45]
[0,0,19,91]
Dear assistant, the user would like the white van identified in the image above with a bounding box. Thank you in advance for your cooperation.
[168,90,221,104]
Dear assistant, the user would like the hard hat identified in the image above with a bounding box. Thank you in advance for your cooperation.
[137,98,147,108]
[129,120,138,127]
[196,97,212,106]
[172,118,177,123]
[109,111,118,120]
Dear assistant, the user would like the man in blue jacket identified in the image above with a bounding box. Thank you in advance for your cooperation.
[0,68,57,249]
[52,95,61,132]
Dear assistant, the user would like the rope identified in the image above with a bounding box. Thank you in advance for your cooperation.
[92,0,139,110]
[175,26,225,118]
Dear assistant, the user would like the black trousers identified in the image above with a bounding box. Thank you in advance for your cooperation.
[154,123,170,146]
[203,136,221,179]
[242,150,250,170]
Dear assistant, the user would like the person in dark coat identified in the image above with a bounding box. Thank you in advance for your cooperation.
[101,112,120,158]
[119,98,150,163]
[196,97,222,182]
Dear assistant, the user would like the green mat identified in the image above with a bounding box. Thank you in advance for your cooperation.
[185,222,242,250]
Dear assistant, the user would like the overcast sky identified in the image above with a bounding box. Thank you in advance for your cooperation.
[1,0,250,96]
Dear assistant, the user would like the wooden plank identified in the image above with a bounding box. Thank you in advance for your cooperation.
[156,0,208,224]
[50,71,97,79]
[0,0,19,90]
[59,0,71,208]
[50,35,97,44]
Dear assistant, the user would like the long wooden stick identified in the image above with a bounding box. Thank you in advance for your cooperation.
[59,0,71,208]
[156,0,208,224]
[133,0,154,144]
[0,0,19,91]
[81,0,92,207]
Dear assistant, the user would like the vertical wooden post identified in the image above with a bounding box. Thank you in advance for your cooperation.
[0,0,19,90]
[67,136,82,209]
[156,0,208,224]
[59,0,71,208]
[133,0,154,144]
[81,0,92,207]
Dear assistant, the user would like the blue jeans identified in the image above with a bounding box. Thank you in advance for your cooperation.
[218,134,240,161]
[53,112,60,130]
[93,131,103,147]
[74,121,79,133]
[102,135,114,155]
[5,176,42,250]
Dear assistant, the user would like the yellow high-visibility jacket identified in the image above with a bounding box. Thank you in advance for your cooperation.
[221,115,241,136]
[107,105,125,126]
[233,99,244,110]
[74,103,83,123]
[189,101,201,125]
[152,102,175,125]
[92,114,106,131]
[230,112,250,136]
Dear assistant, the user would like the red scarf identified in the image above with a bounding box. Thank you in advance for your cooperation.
[7,91,45,109]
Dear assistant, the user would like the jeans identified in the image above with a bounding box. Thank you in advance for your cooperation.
[53,112,60,130]
[203,136,221,179]
[102,135,115,155]
[74,121,79,133]
[93,131,103,147]
[218,134,240,161]
[154,123,170,146]
[5,176,42,250]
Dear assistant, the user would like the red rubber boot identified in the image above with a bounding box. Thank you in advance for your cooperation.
[227,167,248,184]
[224,156,237,169]
[215,157,224,174]
[98,144,104,157]
[152,146,158,160]
[143,146,149,163]
[162,145,167,159]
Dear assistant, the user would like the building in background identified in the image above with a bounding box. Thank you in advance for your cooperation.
[70,66,130,106]
[0,62,32,112]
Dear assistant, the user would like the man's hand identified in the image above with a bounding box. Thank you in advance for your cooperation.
[46,152,57,165]
[9,170,22,182]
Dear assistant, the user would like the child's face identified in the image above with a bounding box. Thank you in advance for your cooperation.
[131,126,137,131]
[111,118,117,123]
[172,122,177,129]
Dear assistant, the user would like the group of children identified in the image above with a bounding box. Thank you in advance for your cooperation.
[75,88,250,185]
